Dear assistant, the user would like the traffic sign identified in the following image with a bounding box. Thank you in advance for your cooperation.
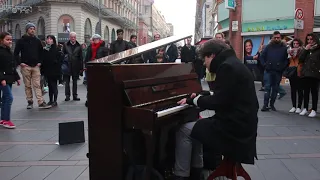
[294,19,304,30]
[295,8,304,20]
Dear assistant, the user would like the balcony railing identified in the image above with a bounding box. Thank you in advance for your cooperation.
[1,0,138,29]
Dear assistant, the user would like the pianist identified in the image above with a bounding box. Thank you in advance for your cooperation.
[173,39,259,180]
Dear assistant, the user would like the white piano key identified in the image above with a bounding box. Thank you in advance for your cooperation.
[156,104,190,118]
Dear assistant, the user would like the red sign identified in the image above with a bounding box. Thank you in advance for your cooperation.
[295,8,304,20]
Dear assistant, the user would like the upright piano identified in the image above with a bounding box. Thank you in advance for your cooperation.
[87,35,203,180]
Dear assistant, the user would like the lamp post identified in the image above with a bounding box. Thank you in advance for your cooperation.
[98,0,102,35]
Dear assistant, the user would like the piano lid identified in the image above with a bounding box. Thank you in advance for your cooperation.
[88,35,192,64]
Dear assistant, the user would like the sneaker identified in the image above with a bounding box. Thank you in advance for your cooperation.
[47,101,53,106]
[2,121,15,129]
[38,102,52,109]
[308,110,317,118]
[65,97,70,101]
[289,107,296,113]
[27,101,33,109]
[270,105,277,111]
[58,84,64,87]
[0,120,4,126]
[299,108,308,116]
[261,106,270,112]
[295,108,302,114]
[52,102,58,107]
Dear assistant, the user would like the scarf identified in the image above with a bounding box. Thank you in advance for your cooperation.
[44,44,51,51]
[91,41,103,60]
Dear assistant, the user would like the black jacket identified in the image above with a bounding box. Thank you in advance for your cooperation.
[299,46,320,80]
[181,45,196,63]
[0,45,20,84]
[188,49,259,164]
[109,39,129,55]
[14,34,43,67]
[165,44,178,62]
[260,41,288,72]
[63,41,83,76]
[85,41,109,66]
[42,45,63,77]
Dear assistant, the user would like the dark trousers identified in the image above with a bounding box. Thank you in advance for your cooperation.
[302,77,319,110]
[289,76,303,108]
[63,75,78,97]
[47,76,59,102]
[263,71,282,106]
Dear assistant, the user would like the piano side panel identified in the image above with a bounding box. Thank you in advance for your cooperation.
[87,64,124,180]
[111,63,195,83]
[125,79,202,107]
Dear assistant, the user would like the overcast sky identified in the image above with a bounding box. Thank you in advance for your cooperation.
[154,0,196,38]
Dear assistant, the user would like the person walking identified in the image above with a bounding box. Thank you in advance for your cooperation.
[42,35,63,107]
[0,32,21,128]
[14,22,51,109]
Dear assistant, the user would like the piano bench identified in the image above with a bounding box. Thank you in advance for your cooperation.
[207,157,251,180]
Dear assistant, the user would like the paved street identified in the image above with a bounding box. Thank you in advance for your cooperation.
[1,79,320,180]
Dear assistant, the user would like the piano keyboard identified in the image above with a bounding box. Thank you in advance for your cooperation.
[156,104,190,118]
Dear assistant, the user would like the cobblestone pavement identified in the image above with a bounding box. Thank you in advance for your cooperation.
[1,80,320,180]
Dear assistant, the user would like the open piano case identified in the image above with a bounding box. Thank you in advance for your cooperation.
[86,35,203,180]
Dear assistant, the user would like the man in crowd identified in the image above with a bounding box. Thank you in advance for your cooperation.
[260,31,288,111]
[109,29,129,55]
[62,32,83,101]
[14,22,51,109]
[165,36,179,62]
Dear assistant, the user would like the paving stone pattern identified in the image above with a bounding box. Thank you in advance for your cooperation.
[0,80,320,180]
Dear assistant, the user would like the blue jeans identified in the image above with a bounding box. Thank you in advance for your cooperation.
[263,71,282,106]
[0,84,13,121]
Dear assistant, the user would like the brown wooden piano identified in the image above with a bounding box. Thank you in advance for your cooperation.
[87,35,203,180]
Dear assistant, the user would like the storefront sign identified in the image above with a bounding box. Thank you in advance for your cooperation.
[225,0,236,10]
[246,25,288,32]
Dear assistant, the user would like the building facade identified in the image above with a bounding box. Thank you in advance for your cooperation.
[216,0,319,59]
[194,0,218,44]
[0,0,140,44]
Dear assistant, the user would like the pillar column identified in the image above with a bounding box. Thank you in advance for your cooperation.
[229,0,242,59]
[295,0,315,41]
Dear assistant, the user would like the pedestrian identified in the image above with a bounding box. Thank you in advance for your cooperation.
[62,32,83,101]
[299,33,320,117]
[42,35,63,107]
[0,32,21,128]
[14,22,51,109]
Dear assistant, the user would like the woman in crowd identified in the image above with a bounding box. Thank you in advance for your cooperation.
[0,32,21,129]
[287,38,304,114]
[299,33,320,117]
[42,35,63,107]
[84,34,108,107]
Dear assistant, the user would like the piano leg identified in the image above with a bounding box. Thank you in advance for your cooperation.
[143,130,155,180]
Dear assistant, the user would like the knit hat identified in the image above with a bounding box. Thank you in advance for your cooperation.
[91,34,102,40]
[25,22,36,32]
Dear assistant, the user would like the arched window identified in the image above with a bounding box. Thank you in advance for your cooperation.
[84,18,92,44]
[15,24,21,40]
[37,17,45,40]
[104,26,110,43]
[111,28,116,41]
[57,14,75,33]
[95,22,101,34]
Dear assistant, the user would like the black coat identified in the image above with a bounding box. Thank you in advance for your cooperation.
[181,45,196,63]
[299,46,320,80]
[85,41,109,65]
[188,49,259,164]
[14,35,43,67]
[63,41,83,76]
[42,45,63,78]
[165,44,178,62]
[109,39,129,55]
[0,45,20,84]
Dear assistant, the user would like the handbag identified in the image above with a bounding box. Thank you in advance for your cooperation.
[283,66,297,78]
[61,54,70,75]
